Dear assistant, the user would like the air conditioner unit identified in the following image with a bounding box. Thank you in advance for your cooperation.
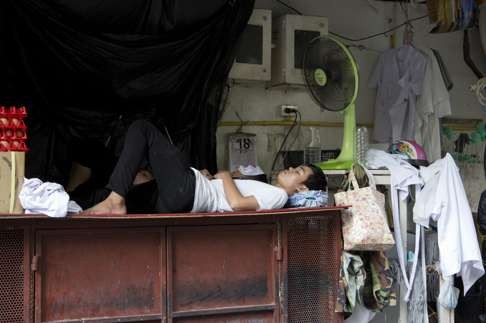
[272,15,328,86]
[229,9,272,82]
[480,3,486,54]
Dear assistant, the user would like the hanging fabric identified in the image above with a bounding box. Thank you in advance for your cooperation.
[415,48,452,162]
[428,0,478,33]
[0,0,254,180]
[369,45,427,143]
[340,251,367,312]
[365,149,425,301]
[414,153,485,294]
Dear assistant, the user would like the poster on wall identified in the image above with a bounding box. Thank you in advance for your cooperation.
[228,132,257,172]
[442,118,486,211]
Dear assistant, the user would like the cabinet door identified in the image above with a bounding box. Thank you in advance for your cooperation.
[167,225,279,323]
[0,229,31,323]
[34,228,165,323]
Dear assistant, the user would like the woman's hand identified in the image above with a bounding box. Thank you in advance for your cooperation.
[200,169,214,180]
[213,170,258,211]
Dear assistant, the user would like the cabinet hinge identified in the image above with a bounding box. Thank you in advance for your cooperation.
[31,255,40,272]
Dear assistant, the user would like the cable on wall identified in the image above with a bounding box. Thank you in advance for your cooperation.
[329,15,427,42]
[269,110,301,181]
[274,0,302,15]
[273,0,428,42]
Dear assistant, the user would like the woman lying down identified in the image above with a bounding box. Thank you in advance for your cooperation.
[83,120,327,215]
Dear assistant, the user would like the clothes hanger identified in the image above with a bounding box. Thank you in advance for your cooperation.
[403,21,415,47]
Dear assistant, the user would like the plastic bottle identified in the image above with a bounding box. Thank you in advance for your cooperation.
[304,127,321,165]
[356,127,369,164]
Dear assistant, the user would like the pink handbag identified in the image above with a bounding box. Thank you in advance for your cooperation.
[334,169,395,251]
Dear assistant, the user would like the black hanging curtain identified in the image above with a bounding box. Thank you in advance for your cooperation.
[0,0,254,181]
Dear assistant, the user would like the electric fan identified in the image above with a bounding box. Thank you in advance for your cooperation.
[303,35,359,170]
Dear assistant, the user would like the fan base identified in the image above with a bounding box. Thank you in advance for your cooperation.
[315,159,355,170]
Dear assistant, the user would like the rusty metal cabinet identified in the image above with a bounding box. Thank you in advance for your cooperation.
[0,208,344,323]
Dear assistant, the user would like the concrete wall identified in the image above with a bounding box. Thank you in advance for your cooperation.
[216,0,486,175]
[215,3,485,322]
[215,3,485,321]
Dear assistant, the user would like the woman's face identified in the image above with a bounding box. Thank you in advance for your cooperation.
[276,166,312,194]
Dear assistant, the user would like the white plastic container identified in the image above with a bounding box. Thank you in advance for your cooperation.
[304,127,321,165]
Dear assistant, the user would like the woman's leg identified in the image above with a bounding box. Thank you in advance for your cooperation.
[85,120,194,214]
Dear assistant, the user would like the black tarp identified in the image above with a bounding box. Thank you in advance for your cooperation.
[0,0,254,182]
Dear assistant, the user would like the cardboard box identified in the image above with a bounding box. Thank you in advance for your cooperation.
[0,152,25,213]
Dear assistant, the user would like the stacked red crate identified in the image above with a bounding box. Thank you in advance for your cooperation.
[0,106,28,152]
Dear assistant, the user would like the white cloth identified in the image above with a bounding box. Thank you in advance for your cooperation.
[191,168,288,212]
[369,45,427,143]
[415,48,451,162]
[238,165,264,176]
[414,154,484,294]
[19,178,83,217]
[345,305,376,323]
[366,149,424,301]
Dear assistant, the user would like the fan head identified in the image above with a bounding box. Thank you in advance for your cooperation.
[303,36,359,112]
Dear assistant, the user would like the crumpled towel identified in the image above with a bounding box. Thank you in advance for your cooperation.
[286,190,328,208]
[19,178,83,217]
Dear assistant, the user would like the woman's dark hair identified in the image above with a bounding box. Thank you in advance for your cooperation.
[304,164,327,191]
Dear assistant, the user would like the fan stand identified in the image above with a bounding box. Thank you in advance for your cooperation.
[316,104,357,170]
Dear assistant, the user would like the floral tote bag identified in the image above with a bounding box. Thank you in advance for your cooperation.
[334,169,395,251]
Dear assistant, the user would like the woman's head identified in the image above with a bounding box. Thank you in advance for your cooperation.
[276,164,327,195]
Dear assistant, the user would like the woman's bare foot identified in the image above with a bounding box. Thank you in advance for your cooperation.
[83,192,127,215]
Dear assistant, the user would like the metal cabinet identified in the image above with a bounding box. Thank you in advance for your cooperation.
[0,208,344,323]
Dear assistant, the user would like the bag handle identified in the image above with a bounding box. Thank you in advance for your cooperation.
[348,170,360,191]
[357,162,377,190]
[348,163,377,191]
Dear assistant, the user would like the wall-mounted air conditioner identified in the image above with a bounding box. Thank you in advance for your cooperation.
[480,3,486,54]
[229,9,272,82]
[272,15,328,86]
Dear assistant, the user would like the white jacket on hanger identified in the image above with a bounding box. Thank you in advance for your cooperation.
[414,154,484,294]
[369,45,427,143]
[415,48,451,162]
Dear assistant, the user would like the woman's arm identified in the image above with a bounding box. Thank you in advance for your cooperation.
[214,171,259,211]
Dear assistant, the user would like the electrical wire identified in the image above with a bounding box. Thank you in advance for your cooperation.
[274,0,302,15]
[330,15,428,42]
[269,111,301,181]
[287,110,302,150]
[273,0,428,42]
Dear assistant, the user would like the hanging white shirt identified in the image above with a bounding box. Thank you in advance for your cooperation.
[369,45,427,143]
[415,48,451,162]
[414,154,484,294]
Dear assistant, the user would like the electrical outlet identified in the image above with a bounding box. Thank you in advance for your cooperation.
[280,105,299,117]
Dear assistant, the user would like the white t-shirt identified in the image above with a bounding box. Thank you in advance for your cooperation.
[190,168,288,213]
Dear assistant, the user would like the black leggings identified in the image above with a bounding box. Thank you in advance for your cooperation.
[107,120,195,213]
